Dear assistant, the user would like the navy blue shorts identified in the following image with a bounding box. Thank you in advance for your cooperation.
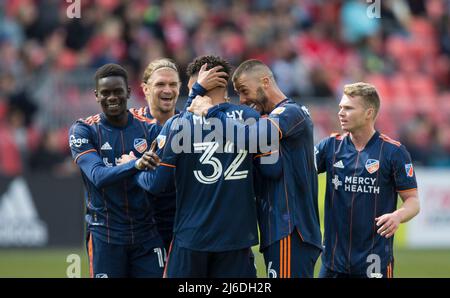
[318,261,395,278]
[157,225,173,254]
[164,241,256,278]
[262,230,321,278]
[86,233,165,278]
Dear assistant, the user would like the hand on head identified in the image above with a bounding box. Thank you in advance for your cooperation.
[187,95,213,116]
[197,63,228,90]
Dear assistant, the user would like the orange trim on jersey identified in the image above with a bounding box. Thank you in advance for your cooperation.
[163,240,174,278]
[285,237,288,278]
[88,234,94,278]
[296,227,304,242]
[133,112,157,124]
[331,232,338,271]
[267,118,283,139]
[74,149,97,163]
[253,150,279,159]
[81,114,101,126]
[279,239,283,278]
[330,132,348,140]
[387,262,393,278]
[379,133,401,147]
[397,188,417,193]
[160,162,176,168]
[287,235,291,278]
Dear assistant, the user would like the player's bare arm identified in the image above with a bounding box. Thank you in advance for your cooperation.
[375,189,420,239]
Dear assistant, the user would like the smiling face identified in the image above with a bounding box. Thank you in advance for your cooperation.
[338,94,372,133]
[233,72,269,114]
[95,76,130,118]
[142,68,180,114]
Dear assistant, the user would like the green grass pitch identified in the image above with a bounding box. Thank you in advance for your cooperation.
[1,174,449,277]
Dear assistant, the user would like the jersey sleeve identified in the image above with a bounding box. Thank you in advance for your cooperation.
[391,145,418,192]
[69,122,138,188]
[134,116,179,194]
[69,122,97,163]
[314,137,329,174]
[183,82,207,111]
[254,153,283,179]
[206,104,279,160]
[268,104,309,139]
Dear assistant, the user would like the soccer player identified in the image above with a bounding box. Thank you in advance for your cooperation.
[315,82,420,278]
[188,59,322,278]
[129,58,227,253]
[68,63,163,278]
[131,55,260,278]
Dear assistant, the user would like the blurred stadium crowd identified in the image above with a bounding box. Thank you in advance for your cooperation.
[0,0,449,177]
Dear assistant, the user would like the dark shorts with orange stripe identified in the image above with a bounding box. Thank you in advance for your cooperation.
[318,261,394,278]
[86,232,165,278]
[164,241,256,278]
[262,231,321,278]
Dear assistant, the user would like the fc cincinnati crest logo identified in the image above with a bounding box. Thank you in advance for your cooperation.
[365,159,380,174]
[405,163,414,177]
[134,138,147,154]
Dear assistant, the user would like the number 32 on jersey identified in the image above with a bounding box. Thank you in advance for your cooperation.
[193,142,248,184]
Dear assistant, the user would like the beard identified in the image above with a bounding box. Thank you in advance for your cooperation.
[256,87,269,114]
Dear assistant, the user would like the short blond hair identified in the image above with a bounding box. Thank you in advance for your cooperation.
[142,58,179,83]
[343,82,380,116]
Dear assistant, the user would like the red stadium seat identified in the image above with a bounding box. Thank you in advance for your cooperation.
[365,74,393,101]
[390,74,412,101]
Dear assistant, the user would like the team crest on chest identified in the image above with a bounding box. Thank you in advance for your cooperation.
[365,159,380,174]
[134,138,147,154]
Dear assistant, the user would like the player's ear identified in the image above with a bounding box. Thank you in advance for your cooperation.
[94,90,100,102]
[127,87,131,99]
[261,76,270,89]
[366,107,375,120]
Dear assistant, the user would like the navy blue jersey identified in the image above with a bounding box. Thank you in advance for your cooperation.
[69,112,160,245]
[129,82,207,245]
[129,106,176,242]
[256,100,322,251]
[315,131,418,275]
[135,103,260,252]
[207,99,322,252]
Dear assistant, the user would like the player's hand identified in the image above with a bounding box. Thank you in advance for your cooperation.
[375,212,401,238]
[187,95,213,116]
[197,63,228,90]
[117,151,137,165]
[136,151,160,171]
